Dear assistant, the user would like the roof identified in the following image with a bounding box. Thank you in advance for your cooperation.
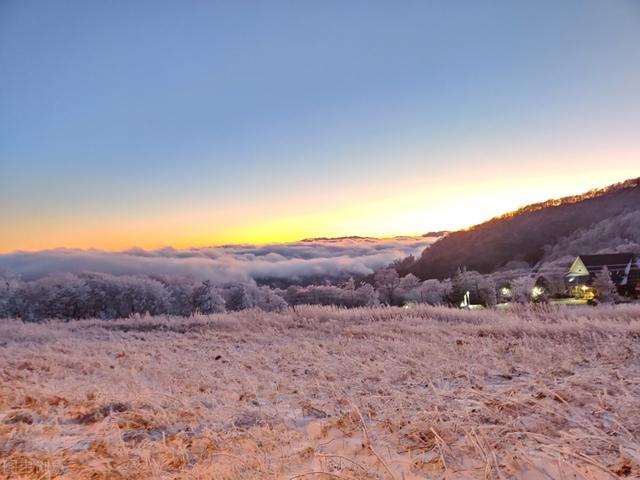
[567,253,639,287]
[577,253,636,269]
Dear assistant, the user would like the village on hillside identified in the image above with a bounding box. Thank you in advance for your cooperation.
[453,253,640,309]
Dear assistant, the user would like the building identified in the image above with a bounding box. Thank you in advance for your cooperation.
[565,253,640,299]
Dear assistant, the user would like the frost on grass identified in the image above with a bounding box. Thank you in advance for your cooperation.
[1,304,640,479]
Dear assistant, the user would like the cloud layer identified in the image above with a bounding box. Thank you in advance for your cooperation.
[0,236,436,283]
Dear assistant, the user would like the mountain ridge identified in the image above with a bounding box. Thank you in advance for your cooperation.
[399,177,640,280]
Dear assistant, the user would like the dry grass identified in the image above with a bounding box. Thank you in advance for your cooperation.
[1,304,640,479]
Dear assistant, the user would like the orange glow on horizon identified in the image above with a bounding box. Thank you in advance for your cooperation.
[2,162,637,254]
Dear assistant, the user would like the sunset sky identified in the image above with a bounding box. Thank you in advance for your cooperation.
[1,1,639,253]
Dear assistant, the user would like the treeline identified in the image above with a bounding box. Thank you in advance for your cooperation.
[277,279,379,308]
[0,270,385,321]
[0,272,283,321]
[0,259,620,321]
[370,266,569,307]
[0,264,571,321]
[372,265,621,306]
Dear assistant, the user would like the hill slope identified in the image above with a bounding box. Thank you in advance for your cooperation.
[404,177,640,279]
[543,208,640,263]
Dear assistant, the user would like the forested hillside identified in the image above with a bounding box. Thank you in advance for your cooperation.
[401,177,640,279]
[543,209,640,262]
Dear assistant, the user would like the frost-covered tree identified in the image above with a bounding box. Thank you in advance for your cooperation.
[255,286,288,312]
[374,268,400,305]
[450,267,469,305]
[316,285,344,305]
[413,279,450,305]
[191,280,226,314]
[10,274,89,320]
[450,268,485,305]
[45,274,89,319]
[78,274,170,319]
[0,269,21,318]
[340,277,358,307]
[593,266,619,303]
[511,276,536,304]
[398,273,421,304]
[354,283,379,307]
[278,281,378,308]
[125,276,170,316]
[284,286,301,306]
[225,284,256,311]
[152,276,196,316]
[477,277,497,307]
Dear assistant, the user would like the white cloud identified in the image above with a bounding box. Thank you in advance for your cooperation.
[0,236,436,282]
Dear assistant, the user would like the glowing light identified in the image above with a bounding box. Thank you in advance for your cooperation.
[531,286,544,299]
[460,290,471,308]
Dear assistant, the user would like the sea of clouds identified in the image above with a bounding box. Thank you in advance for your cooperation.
[0,236,438,283]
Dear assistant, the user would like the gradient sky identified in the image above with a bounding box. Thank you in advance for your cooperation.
[1,1,639,252]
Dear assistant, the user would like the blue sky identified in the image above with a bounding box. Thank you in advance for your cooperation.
[1,1,639,251]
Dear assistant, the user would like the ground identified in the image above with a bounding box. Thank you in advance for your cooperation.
[1,304,640,479]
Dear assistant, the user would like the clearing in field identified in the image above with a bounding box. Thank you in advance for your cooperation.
[1,305,640,479]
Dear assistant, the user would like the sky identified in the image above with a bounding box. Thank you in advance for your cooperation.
[1,1,639,253]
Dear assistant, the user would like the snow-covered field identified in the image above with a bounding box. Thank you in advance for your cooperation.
[1,304,640,479]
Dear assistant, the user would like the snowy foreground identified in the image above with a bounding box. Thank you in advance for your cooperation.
[1,305,640,479]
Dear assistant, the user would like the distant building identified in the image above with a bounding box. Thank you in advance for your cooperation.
[565,253,640,299]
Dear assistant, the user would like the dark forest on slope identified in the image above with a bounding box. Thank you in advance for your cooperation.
[397,178,640,280]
